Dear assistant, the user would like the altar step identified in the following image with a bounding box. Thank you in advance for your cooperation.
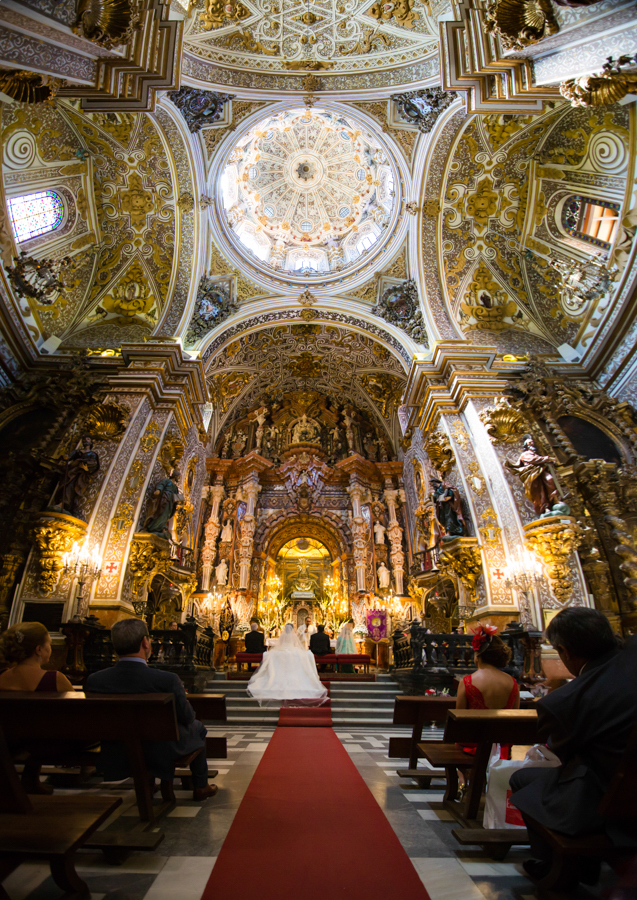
[206,674,398,726]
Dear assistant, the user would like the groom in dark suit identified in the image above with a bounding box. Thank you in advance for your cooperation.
[86,618,216,802]
[244,619,265,653]
[510,607,637,886]
[310,624,331,671]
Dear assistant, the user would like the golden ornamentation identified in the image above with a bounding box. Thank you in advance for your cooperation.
[366,0,418,28]
[140,421,161,453]
[128,533,172,598]
[424,432,455,477]
[159,436,185,475]
[84,402,129,442]
[484,0,558,51]
[439,539,483,601]
[459,262,525,333]
[479,507,502,546]
[120,172,156,229]
[300,309,318,320]
[524,516,582,605]
[465,179,499,228]
[286,352,324,379]
[467,460,486,495]
[339,28,391,55]
[199,0,250,29]
[560,56,637,108]
[479,396,528,444]
[422,200,441,217]
[604,515,637,616]
[303,74,322,92]
[298,289,317,307]
[360,373,404,418]
[110,500,135,536]
[283,61,333,70]
[74,0,140,49]
[209,371,253,413]
[33,512,87,594]
[0,70,60,104]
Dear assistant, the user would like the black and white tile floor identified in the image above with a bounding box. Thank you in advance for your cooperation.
[4,727,618,900]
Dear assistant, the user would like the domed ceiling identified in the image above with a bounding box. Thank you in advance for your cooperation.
[218,107,397,276]
[183,0,439,92]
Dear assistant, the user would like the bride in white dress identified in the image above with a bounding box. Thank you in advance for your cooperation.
[247,623,328,707]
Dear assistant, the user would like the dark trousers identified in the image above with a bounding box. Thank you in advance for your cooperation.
[510,767,553,862]
[188,721,209,789]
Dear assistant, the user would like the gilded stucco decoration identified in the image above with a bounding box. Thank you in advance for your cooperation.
[372,279,428,346]
[184,277,239,347]
[424,431,455,477]
[484,0,558,51]
[439,105,630,356]
[205,322,406,440]
[478,396,528,444]
[168,87,234,132]
[524,515,582,604]
[74,0,141,49]
[183,0,438,82]
[33,511,87,594]
[391,88,458,133]
[0,70,60,105]
[560,55,637,108]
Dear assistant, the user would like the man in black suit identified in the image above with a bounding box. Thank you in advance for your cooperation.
[310,624,331,671]
[86,618,216,802]
[510,608,637,886]
[244,619,265,654]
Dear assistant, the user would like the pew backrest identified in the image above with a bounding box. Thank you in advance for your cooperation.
[393,696,456,726]
[0,692,179,743]
[444,709,538,745]
[188,694,227,722]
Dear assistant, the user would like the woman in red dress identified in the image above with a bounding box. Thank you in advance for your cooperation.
[456,624,520,759]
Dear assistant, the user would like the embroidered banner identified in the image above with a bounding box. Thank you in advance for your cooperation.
[366,609,387,642]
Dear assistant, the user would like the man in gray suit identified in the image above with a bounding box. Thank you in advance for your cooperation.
[86,618,216,802]
[510,608,637,886]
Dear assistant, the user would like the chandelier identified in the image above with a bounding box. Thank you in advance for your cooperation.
[5,251,73,305]
[62,541,103,621]
[548,250,618,317]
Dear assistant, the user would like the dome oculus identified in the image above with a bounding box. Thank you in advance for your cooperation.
[219,107,396,276]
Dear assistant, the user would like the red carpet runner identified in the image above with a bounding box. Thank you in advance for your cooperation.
[201,727,431,900]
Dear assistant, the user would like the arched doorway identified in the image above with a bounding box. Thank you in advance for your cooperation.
[276,537,332,625]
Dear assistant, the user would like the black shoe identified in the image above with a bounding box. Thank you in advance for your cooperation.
[523,859,551,881]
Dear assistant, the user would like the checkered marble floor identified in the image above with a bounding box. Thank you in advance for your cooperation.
[5,727,618,900]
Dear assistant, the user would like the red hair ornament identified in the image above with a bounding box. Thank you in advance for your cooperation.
[471,624,498,654]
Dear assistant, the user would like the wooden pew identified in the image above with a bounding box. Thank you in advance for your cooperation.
[0,722,123,896]
[524,718,637,890]
[390,696,455,788]
[0,692,186,859]
[236,652,263,672]
[419,709,538,857]
[188,693,227,765]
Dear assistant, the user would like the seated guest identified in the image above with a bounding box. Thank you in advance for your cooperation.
[0,622,74,793]
[510,608,637,887]
[244,619,265,654]
[310,624,331,656]
[336,619,356,673]
[456,624,519,760]
[86,618,216,802]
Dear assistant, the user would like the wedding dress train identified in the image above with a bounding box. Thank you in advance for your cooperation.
[247,623,328,707]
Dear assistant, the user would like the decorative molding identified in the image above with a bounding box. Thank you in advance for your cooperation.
[372,279,428,347]
[168,86,234,133]
[391,88,459,133]
[184,278,239,347]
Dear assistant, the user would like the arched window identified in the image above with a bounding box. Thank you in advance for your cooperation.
[561,195,620,250]
[8,190,64,243]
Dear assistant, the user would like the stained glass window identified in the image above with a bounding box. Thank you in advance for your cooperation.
[7,191,64,243]
[561,194,620,249]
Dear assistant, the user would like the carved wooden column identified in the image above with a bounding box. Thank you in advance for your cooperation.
[383,484,406,595]
[347,480,368,592]
[238,475,261,591]
[201,481,225,591]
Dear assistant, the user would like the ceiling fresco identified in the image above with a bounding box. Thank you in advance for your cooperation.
[183,0,439,89]
[0,101,185,350]
[204,321,407,442]
[438,103,632,358]
[219,107,395,275]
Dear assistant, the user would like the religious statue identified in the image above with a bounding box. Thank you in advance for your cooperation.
[220,519,233,542]
[292,414,319,444]
[505,436,568,517]
[215,558,228,586]
[373,520,387,545]
[377,561,391,590]
[363,433,378,461]
[143,470,183,539]
[231,430,247,458]
[432,478,465,538]
[254,407,268,452]
[55,436,100,520]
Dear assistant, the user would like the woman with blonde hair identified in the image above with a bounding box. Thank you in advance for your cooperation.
[0,622,74,793]
[0,622,73,692]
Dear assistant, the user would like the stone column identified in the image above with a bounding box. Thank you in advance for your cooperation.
[201,481,225,591]
[347,480,368,592]
[238,476,261,591]
[384,485,405,595]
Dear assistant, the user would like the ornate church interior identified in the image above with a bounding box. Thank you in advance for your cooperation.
[0,0,636,897]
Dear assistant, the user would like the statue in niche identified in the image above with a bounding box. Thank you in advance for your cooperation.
[328,424,343,460]
[292,414,319,444]
[432,478,465,539]
[54,436,100,520]
[215,558,228,586]
[374,520,387,545]
[377,561,391,590]
[220,519,233,542]
[505,436,570,517]
[231,430,247,458]
[363,433,378,461]
[254,407,268,452]
[144,470,183,539]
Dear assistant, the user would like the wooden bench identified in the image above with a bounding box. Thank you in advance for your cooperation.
[0,721,123,897]
[188,693,227,766]
[0,691,190,860]
[236,652,263,672]
[389,696,455,788]
[337,654,371,674]
[523,718,637,890]
[420,709,538,857]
